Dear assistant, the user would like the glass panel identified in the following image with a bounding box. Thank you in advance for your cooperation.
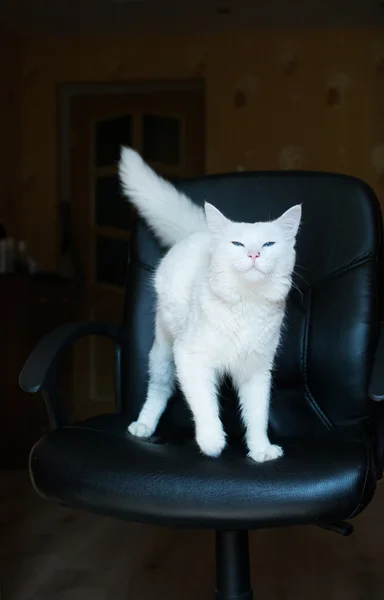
[142,114,180,165]
[95,174,132,230]
[95,115,131,167]
[95,236,129,287]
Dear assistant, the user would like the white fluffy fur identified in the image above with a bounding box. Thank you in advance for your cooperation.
[119,147,301,462]
[119,147,206,246]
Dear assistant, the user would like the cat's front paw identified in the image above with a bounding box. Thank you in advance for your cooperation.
[248,444,283,463]
[197,428,226,458]
[128,421,153,438]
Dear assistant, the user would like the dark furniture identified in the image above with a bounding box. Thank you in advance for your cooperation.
[20,172,384,600]
[0,273,73,468]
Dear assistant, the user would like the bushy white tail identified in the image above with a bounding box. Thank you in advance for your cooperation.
[118,147,206,247]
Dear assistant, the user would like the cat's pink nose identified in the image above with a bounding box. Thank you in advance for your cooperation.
[248,251,260,261]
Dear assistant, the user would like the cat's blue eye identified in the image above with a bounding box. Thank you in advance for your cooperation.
[263,241,275,248]
[231,241,245,247]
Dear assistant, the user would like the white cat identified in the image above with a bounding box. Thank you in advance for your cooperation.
[119,148,301,462]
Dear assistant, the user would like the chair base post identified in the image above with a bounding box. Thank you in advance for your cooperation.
[215,530,253,600]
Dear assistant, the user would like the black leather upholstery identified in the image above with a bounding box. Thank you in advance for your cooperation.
[30,415,375,529]
[370,324,384,401]
[124,172,382,439]
[23,171,383,530]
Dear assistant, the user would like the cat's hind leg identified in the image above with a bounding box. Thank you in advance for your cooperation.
[128,321,174,439]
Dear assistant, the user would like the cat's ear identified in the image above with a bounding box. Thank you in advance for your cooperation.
[204,202,230,237]
[275,204,302,240]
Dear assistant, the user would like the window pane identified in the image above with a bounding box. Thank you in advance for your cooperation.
[95,115,131,167]
[95,174,132,230]
[142,114,180,165]
[95,236,129,287]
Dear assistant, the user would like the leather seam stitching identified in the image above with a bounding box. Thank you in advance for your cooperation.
[302,288,335,430]
[63,426,125,438]
[63,426,163,446]
[310,254,373,288]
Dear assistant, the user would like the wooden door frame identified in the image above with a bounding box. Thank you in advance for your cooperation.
[57,79,205,274]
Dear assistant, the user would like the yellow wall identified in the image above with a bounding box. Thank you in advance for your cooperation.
[20,29,384,270]
[0,23,21,236]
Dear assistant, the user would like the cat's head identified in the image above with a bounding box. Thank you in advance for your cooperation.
[205,203,302,285]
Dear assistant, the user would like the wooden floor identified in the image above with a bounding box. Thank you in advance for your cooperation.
[1,471,384,599]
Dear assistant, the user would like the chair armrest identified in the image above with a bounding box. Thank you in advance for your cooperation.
[19,321,124,427]
[370,325,384,401]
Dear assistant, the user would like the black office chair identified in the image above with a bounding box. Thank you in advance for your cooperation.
[20,172,384,600]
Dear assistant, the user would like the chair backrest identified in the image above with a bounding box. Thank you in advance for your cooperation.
[122,172,382,442]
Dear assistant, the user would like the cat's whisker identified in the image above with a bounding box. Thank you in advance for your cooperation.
[295,262,309,271]
[293,269,309,286]
[290,280,304,301]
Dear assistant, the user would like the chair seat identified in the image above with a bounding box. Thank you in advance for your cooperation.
[29,414,376,530]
